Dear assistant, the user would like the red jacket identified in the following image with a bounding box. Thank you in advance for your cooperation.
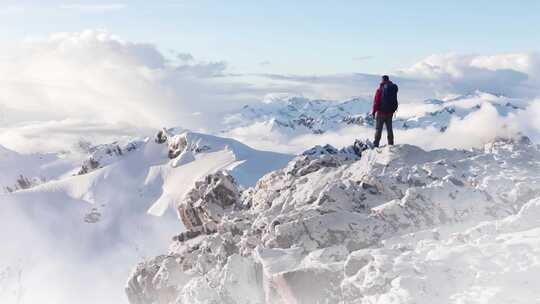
[372,80,393,117]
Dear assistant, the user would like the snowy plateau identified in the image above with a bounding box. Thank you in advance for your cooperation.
[1,94,540,304]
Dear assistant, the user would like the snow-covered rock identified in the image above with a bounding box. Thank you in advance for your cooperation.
[302,139,373,159]
[77,140,143,175]
[147,129,293,216]
[126,135,540,304]
[178,171,240,233]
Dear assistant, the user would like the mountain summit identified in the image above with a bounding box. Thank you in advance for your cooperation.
[127,136,540,304]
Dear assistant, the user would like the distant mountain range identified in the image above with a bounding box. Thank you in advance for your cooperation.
[222,92,527,135]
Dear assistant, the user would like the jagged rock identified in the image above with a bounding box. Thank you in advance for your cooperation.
[77,141,142,175]
[155,130,168,144]
[178,171,240,232]
[285,140,373,178]
[4,174,43,193]
[126,136,540,304]
[168,136,187,159]
[302,139,372,159]
[83,207,102,223]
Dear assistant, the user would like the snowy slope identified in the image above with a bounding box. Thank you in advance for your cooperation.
[2,129,292,214]
[127,136,540,304]
[147,129,293,216]
[0,129,292,304]
[0,144,75,193]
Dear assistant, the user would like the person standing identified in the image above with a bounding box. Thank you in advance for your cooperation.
[372,75,398,147]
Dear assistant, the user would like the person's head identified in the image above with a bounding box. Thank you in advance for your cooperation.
[382,75,389,82]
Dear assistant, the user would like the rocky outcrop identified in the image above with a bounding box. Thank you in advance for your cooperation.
[126,136,540,304]
[155,128,214,160]
[77,141,141,175]
[177,171,240,233]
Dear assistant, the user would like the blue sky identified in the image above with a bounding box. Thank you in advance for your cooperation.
[1,0,539,75]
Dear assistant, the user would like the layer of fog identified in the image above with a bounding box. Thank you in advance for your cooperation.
[0,165,183,304]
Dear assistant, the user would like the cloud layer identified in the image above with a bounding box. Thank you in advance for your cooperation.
[0,30,274,152]
[399,53,540,98]
[0,30,252,127]
[1,30,540,154]
[59,4,128,12]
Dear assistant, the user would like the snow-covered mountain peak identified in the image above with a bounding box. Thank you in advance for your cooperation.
[127,135,540,304]
[159,128,265,159]
[1,128,297,303]
[223,92,529,140]
[224,96,373,135]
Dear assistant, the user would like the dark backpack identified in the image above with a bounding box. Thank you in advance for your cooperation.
[379,82,399,113]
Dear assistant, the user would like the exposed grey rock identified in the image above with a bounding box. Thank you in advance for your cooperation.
[178,171,240,232]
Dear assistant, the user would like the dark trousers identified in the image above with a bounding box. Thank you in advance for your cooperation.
[374,115,394,147]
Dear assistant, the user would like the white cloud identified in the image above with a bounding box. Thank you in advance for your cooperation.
[0,30,273,152]
[0,5,25,15]
[60,3,127,12]
[226,98,540,155]
[176,52,194,61]
[352,56,374,61]
[2,29,540,156]
[0,119,150,154]
[399,53,540,98]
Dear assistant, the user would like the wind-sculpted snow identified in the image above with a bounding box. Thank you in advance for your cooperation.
[126,136,540,304]
[0,129,292,304]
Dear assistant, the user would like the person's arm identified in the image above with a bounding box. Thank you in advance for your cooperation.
[372,88,381,116]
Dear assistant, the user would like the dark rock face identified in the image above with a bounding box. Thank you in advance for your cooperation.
[155,130,168,144]
[78,157,100,175]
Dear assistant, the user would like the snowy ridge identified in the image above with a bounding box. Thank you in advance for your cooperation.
[0,129,293,303]
[223,92,527,136]
[77,140,144,175]
[2,129,292,214]
[0,144,74,193]
[147,129,292,216]
[224,96,374,135]
[126,136,540,304]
